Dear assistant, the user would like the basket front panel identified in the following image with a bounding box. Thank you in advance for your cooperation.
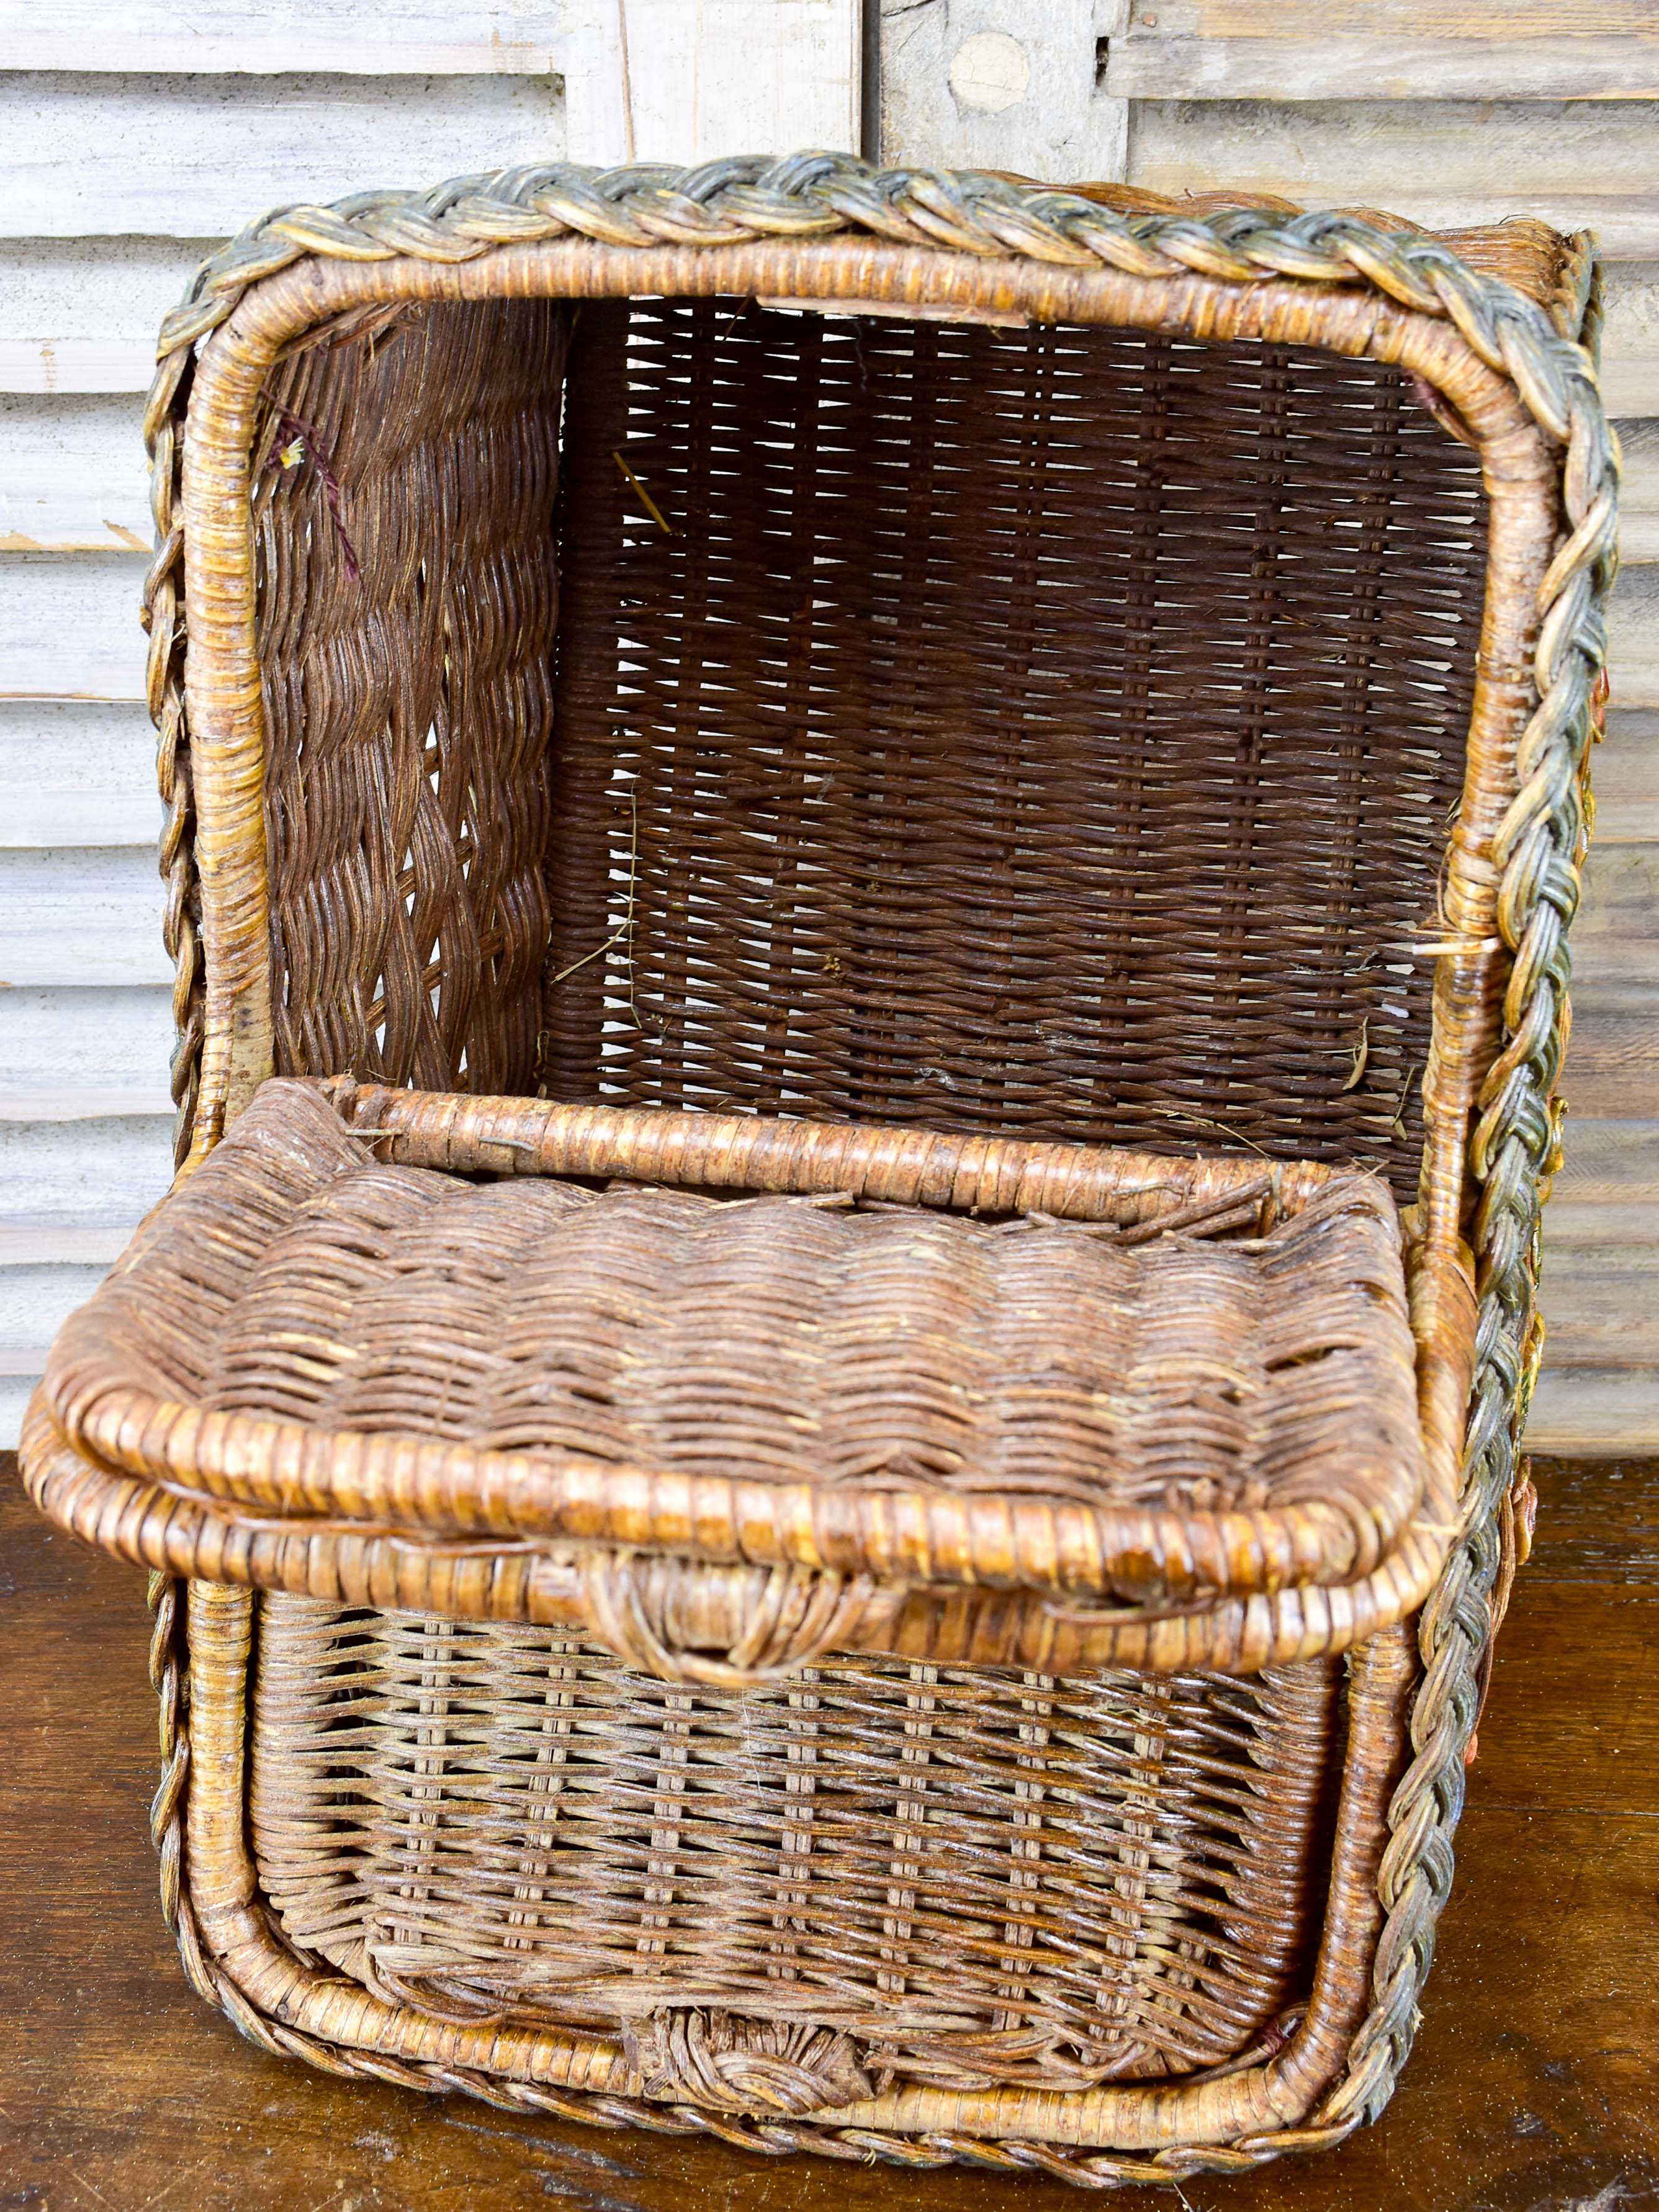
[255,297,568,1099]
[542,298,1489,1198]
[249,1596,1342,2090]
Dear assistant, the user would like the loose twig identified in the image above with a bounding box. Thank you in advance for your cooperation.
[1342,1017,1370,1092]
[546,786,654,1037]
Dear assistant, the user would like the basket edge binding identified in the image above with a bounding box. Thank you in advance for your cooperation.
[117,161,1614,2174]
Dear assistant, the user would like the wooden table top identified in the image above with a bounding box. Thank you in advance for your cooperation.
[3,1455,1657,2212]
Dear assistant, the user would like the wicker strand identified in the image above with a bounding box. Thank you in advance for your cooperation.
[1320,254,1614,2135]
[140,362,202,1169]
[137,156,1616,2178]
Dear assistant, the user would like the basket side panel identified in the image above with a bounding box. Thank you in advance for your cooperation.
[248,1596,1344,2091]
[257,297,567,1098]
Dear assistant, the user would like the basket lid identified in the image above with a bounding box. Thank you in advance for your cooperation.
[27,1076,1459,1678]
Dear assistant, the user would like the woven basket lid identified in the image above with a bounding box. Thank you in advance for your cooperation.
[28,1076,1458,1678]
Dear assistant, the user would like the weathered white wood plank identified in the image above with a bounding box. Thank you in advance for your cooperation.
[0,1089,174,1121]
[0,1,565,74]
[1128,100,1659,259]
[0,239,211,395]
[0,73,565,240]
[0,1346,57,1372]
[0,395,149,552]
[0,1101,185,1441]
[1573,847,1659,963]
[0,1375,35,1444]
[1112,46,1653,103]
[0,553,148,699]
[0,848,169,985]
[1593,714,1659,843]
[0,1215,142,1264]
[1547,1202,1659,1249]
[0,704,161,848]
[879,0,1127,181]
[1532,1241,1659,1366]
[1570,843,1659,986]
[1608,563,1659,706]
[565,0,860,166]
[0,1113,176,1215]
[0,986,174,1092]
[1106,1,1659,102]
[1613,419,1659,563]
[0,1264,117,1350]
[1552,1115,1659,1204]
[1562,996,1659,1119]
[0,20,856,236]
[1537,1107,1659,1449]
[1600,267,1658,420]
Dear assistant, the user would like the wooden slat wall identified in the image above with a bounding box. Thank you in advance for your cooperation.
[0,0,860,1447]
[1,0,1652,1451]
[879,0,1658,1452]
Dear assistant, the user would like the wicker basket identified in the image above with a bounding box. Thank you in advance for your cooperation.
[17,156,1614,2185]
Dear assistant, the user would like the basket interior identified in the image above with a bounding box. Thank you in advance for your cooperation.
[255,291,1491,1198]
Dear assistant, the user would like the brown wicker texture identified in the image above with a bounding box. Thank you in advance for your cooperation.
[35,1076,1442,1675]
[543,297,1485,1199]
[108,1574,1414,2176]
[250,1599,1343,2095]
[256,297,565,1098]
[16,153,1617,2183]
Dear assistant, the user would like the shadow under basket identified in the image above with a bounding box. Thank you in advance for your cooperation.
[17,156,1614,2184]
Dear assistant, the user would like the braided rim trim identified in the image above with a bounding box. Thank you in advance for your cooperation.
[137,154,1617,2164]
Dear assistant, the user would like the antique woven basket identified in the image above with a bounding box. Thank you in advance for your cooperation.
[18,155,1614,2185]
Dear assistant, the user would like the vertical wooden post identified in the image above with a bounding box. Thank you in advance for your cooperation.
[562,0,862,165]
[879,0,1130,180]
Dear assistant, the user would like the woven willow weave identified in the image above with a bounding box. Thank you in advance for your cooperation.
[257,298,566,1095]
[251,1604,1342,2095]
[545,297,1485,1197]
[38,1076,1438,1670]
[17,154,1616,2183]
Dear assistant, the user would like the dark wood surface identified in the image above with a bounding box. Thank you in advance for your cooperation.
[3,1455,1657,2212]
